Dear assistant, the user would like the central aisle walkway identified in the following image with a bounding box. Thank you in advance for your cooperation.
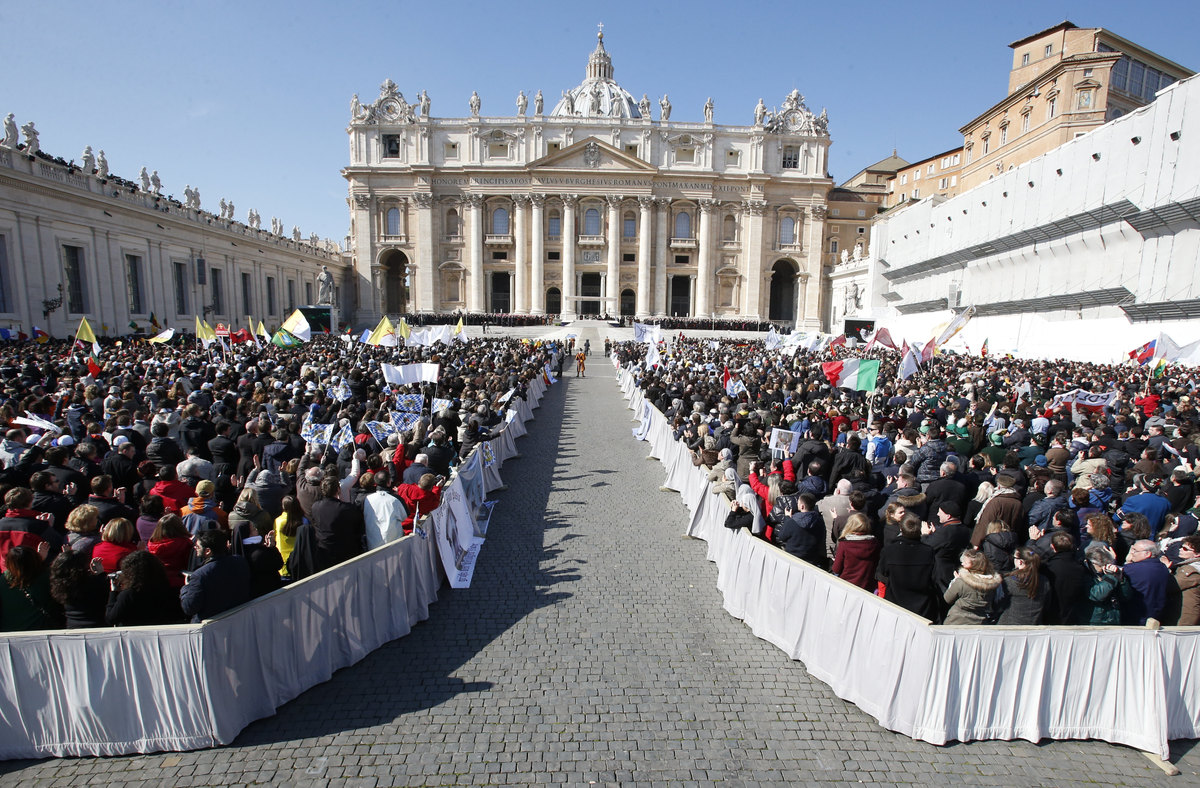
[3,340,1192,785]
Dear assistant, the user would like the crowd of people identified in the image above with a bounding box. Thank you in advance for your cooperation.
[398,312,558,328]
[0,333,560,632]
[636,316,779,332]
[616,336,1200,626]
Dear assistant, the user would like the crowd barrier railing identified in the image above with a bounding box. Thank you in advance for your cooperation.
[0,374,550,760]
[615,364,1199,760]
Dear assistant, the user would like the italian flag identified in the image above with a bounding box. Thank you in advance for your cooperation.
[821,359,879,391]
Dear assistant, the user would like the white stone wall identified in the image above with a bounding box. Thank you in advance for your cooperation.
[0,149,344,337]
[861,74,1200,362]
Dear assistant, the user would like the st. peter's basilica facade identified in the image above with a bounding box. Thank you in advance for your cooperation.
[344,32,831,325]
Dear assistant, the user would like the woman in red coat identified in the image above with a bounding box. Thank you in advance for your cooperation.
[92,518,138,573]
[396,473,443,534]
[831,513,881,591]
[146,514,193,589]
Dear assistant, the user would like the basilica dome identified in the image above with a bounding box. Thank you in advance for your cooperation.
[550,31,642,120]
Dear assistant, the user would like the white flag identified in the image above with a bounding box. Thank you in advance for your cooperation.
[899,348,920,380]
[646,343,661,368]
[764,326,781,351]
[381,362,440,385]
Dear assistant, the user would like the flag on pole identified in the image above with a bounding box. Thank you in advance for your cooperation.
[454,316,464,335]
[898,348,920,380]
[32,327,50,343]
[331,423,355,453]
[1153,358,1169,378]
[257,320,272,345]
[398,318,411,340]
[829,334,847,349]
[396,393,424,414]
[365,420,396,445]
[75,317,101,357]
[1129,339,1157,365]
[920,337,936,363]
[271,329,303,348]
[390,410,421,434]
[981,338,989,358]
[821,359,880,391]
[149,312,160,330]
[281,310,311,342]
[764,326,781,351]
[366,316,397,346]
[194,316,217,349]
[86,356,102,379]
[935,305,976,346]
[148,328,175,344]
[381,362,440,385]
[645,342,661,368]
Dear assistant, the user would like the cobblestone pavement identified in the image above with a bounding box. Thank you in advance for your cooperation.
[3,338,1199,786]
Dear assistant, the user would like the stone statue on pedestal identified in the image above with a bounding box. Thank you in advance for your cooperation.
[659,95,671,121]
[638,94,651,117]
[292,226,301,242]
[150,170,162,195]
[317,266,335,305]
[20,121,38,155]
[516,90,527,117]
[219,198,227,218]
[754,98,767,126]
[561,90,575,115]
[1,114,17,148]
[704,97,714,124]
[80,146,95,174]
[419,90,430,117]
[226,200,235,220]
[139,167,151,192]
[469,91,481,117]
[534,89,543,116]
[96,149,108,177]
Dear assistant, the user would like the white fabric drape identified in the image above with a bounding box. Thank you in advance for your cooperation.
[0,370,553,760]
[617,365,1200,759]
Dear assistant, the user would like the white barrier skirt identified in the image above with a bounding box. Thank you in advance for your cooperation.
[617,365,1199,760]
[0,371,553,759]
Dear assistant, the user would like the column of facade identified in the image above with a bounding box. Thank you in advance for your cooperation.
[696,199,715,318]
[561,195,577,320]
[530,194,545,314]
[794,272,810,326]
[654,198,669,316]
[466,194,485,312]
[605,195,622,316]
[801,205,826,329]
[513,196,528,313]
[636,196,653,318]
[414,193,434,312]
[688,274,697,317]
[741,199,766,319]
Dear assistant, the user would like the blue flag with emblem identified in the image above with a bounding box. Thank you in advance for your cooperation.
[396,393,424,414]
[432,397,452,415]
[365,420,396,445]
[390,410,421,434]
[481,441,496,467]
[331,423,355,453]
[334,380,353,402]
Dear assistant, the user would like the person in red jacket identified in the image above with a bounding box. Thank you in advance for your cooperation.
[147,465,195,514]
[831,513,881,591]
[92,518,138,573]
[396,473,443,534]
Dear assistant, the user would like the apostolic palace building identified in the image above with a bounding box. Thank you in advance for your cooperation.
[343,31,832,325]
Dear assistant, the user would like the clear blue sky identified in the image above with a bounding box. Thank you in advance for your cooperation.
[5,0,1195,242]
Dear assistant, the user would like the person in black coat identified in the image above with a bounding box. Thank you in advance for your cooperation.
[207,421,239,478]
[1041,531,1090,624]
[106,550,184,626]
[877,514,940,622]
[921,501,973,593]
[179,529,251,623]
[828,436,871,488]
[923,463,968,523]
[774,493,827,568]
[309,477,365,570]
[145,422,185,470]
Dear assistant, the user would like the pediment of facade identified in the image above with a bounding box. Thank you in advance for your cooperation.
[529,137,656,173]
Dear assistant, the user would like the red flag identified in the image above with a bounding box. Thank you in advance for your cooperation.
[229,328,253,344]
[829,334,847,348]
[87,357,101,378]
[920,337,936,363]
[875,328,899,351]
[17,330,28,341]
[981,338,989,358]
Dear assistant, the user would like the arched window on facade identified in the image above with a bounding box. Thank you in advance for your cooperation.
[445,208,460,237]
[584,207,601,236]
[386,207,401,236]
[492,207,510,235]
[779,216,795,245]
[722,214,737,242]
[674,211,692,239]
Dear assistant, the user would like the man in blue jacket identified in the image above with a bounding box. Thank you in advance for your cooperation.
[180,529,251,623]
